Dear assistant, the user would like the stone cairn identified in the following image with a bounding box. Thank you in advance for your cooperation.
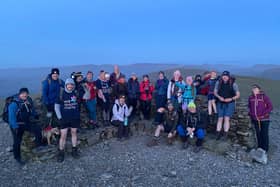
[18,96,256,162]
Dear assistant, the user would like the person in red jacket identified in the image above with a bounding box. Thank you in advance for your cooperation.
[248,84,273,152]
[84,71,98,128]
[139,75,154,120]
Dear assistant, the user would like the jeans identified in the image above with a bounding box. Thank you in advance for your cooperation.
[10,123,42,160]
[253,120,269,151]
[86,99,97,121]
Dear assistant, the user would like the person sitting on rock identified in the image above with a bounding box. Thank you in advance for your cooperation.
[8,88,44,165]
[139,75,154,120]
[177,102,207,152]
[147,102,179,147]
[248,84,273,153]
[214,71,240,140]
[175,76,197,113]
[111,95,133,141]
[55,78,80,162]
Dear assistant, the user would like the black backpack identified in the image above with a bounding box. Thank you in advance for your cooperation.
[2,96,19,123]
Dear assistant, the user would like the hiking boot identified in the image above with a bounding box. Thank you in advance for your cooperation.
[221,132,228,141]
[216,131,223,140]
[57,149,65,163]
[147,138,159,147]
[193,146,202,153]
[167,137,174,146]
[71,147,80,159]
[16,158,26,166]
[182,141,189,149]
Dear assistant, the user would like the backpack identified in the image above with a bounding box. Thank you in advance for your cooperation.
[2,96,19,123]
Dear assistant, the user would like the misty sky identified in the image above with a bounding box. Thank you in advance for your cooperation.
[0,0,279,68]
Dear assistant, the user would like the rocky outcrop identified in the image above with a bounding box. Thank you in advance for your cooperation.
[18,96,257,162]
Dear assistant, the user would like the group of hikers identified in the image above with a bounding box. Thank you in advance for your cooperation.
[3,65,273,165]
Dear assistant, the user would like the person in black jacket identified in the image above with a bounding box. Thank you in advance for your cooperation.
[155,71,169,109]
[177,102,207,152]
[127,73,140,117]
[55,78,80,162]
[112,75,128,101]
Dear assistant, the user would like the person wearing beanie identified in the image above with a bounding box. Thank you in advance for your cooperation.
[8,87,43,165]
[175,75,197,113]
[155,71,169,109]
[177,102,207,152]
[207,71,218,124]
[167,70,185,110]
[147,102,179,147]
[55,78,80,162]
[214,70,240,140]
[139,74,154,120]
[127,72,140,118]
[42,68,64,127]
[248,84,273,153]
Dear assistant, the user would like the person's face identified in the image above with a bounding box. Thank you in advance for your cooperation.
[222,75,229,82]
[19,92,28,101]
[76,76,83,83]
[51,73,59,80]
[66,83,75,91]
[119,78,125,83]
[211,72,217,78]
[188,107,196,113]
[86,73,93,81]
[114,65,119,73]
[186,77,193,85]
[168,105,174,111]
[100,72,105,80]
[174,71,180,80]
[252,87,260,95]
[159,73,164,80]
[143,77,149,82]
[131,75,137,80]
[119,98,125,105]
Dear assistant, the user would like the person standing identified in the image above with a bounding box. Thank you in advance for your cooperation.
[139,75,154,120]
[167,70,184,111]
[248,84,273,153]
[127,73,140,117]
[155,71,169,109]
[55,78,80,162]
[42,68,64,127]
[8,88,43,165]
[84,71,98,128]
[214,71,240,140]
[110,65,125,88]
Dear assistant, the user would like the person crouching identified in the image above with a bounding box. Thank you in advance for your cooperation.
[147,102,179,147]
[111,95,133,141]
[55,78,80,162]
[177,102,207,153]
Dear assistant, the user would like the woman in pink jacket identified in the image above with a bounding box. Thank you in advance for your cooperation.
[248,84,273,152]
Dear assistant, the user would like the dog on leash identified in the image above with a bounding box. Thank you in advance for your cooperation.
[42,126,60,145]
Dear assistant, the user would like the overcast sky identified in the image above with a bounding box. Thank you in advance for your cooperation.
[0,0,279,68]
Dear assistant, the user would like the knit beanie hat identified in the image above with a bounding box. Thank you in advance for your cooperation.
[19,87,29,94]
[51,68,60,75]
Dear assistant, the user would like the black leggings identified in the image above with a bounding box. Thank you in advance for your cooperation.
[111,120,129,138]
[253,120,269,152]
[10,123,42,160]
[140,100,152,120]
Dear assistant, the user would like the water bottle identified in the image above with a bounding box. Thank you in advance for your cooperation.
[189,132,194,138]
[124,117,128,126]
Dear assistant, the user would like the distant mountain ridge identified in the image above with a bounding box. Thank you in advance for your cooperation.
[0,63,279,97]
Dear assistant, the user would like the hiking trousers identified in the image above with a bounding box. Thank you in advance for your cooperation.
[10,123,42,160]
[252,120,269,152]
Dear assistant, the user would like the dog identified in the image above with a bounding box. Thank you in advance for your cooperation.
[42,126,60,145]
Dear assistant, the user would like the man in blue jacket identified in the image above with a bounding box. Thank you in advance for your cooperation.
[9,88,43,165]
[42,68,64,126]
